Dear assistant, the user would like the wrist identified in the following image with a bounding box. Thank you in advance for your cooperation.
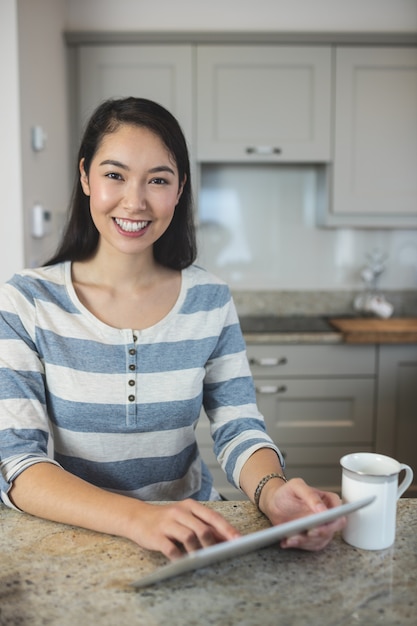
[117,498,150,543]
[254,472,287,514]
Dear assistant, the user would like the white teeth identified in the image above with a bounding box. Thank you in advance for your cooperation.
[114,218,149,232]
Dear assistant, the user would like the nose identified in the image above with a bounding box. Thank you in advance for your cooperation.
[124,180,147,211]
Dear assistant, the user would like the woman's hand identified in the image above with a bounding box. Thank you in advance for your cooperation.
[126,499,242,560]
[259,477,346,551]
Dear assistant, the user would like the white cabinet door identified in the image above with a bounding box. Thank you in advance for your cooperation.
[246,342,376,492]
[247,343,375,377]
[328,47,417,227]
[196,46,331,162]
[76,45,193,147]
[376,345,417,495]
[255,377,374,446]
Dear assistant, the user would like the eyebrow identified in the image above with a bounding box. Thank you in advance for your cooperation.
[99,159,176,175]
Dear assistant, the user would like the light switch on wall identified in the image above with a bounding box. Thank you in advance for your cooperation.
[31,125,47,152]
[32,203,51,238]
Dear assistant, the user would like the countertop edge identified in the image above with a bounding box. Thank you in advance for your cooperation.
[243,332,343,344]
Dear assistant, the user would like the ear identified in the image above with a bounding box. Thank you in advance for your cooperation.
[79,158,91,196]
[176,175,186,205]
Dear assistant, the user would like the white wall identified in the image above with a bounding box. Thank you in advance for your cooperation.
[18,0,70,269]
[65,0,417,32]
[198,165,417,291]
[0,0,69,284]
[0,0,24,284]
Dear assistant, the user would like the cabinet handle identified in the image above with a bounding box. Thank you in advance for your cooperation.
[246,146,282,155]
[256,385,287,394]
[249,357,287,367]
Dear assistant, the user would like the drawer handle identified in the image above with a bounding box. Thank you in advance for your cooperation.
[246,146,282,155]
[256,385,287,394]
[249,357,287,367]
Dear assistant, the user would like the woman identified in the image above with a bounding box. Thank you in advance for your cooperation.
[0,97,344,559]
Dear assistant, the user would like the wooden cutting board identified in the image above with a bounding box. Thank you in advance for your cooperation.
[329,317,417,343]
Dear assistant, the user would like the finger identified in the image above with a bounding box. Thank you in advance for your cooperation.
[176,518,222,552]
[306,518,345,543]
[171,524,207,553]
[281,515,346,551]
[180,513,239,551]
[289,479,343,515]
[149,501,242,559]
[156,518,209,559]
[281,533,329,551]
[158,535,189,561]
[184,500,242,542]
[159,503,239,556]
[315,490,343,510]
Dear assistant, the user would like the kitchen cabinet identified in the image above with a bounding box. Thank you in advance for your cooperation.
[247,343,376,491]
[376,345,417,495]
[196,343,376,497]
[76,45,193,146]
[321,46,417,228]
[73,41,416,228]
[196,45,332,162]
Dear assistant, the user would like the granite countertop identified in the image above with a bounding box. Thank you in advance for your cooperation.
[1,499,416,626]
[243,330,343,344]
[234,290,417,345]
[240,315,343,344]
[240,315,417,344]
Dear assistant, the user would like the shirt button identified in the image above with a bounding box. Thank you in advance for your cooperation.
[128,379,135,387]
[129,364,136,371]
[133,334,138,342]
[129,348,136,356]
[128,395,135,402]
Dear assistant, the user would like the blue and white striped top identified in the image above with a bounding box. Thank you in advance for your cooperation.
[0,262,281,507]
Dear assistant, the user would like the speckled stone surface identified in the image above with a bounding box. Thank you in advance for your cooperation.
[232,289,417,344]
[243,330,343,344]
[1,500,416,626]
[232,289,417,318]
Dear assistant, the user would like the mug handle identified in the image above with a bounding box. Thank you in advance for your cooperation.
[397,464,414,499]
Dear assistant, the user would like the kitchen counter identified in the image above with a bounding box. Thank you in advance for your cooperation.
[329,317,417,344]
[240,315,417,344]
[1,499,416,625]
[243,330,342,344]
[240,315,343,344]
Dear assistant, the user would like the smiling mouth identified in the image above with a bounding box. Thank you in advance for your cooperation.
[113,218,150,233]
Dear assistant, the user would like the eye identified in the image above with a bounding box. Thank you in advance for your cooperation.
[150,177,168,185]
[105,172,124,181]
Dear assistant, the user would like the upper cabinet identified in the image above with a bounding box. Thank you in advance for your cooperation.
[76,45,193,146]
[322,46,417,228]
[72,39,417,228]
[196,46,332,163]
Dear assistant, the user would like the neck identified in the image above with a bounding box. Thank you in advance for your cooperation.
[75,246,163,291]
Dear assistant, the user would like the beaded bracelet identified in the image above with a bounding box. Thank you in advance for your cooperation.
[254,472,288,511]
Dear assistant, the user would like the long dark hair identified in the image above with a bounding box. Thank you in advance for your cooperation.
[46,97,196,269]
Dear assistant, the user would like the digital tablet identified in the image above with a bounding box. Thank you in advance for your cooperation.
[131,495,374,589]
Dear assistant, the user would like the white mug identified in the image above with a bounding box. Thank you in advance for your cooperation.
[340,452,413,550]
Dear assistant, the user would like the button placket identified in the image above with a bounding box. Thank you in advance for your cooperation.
[126,334,138,422]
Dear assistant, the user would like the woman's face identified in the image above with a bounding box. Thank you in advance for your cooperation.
[80,124,184,260]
